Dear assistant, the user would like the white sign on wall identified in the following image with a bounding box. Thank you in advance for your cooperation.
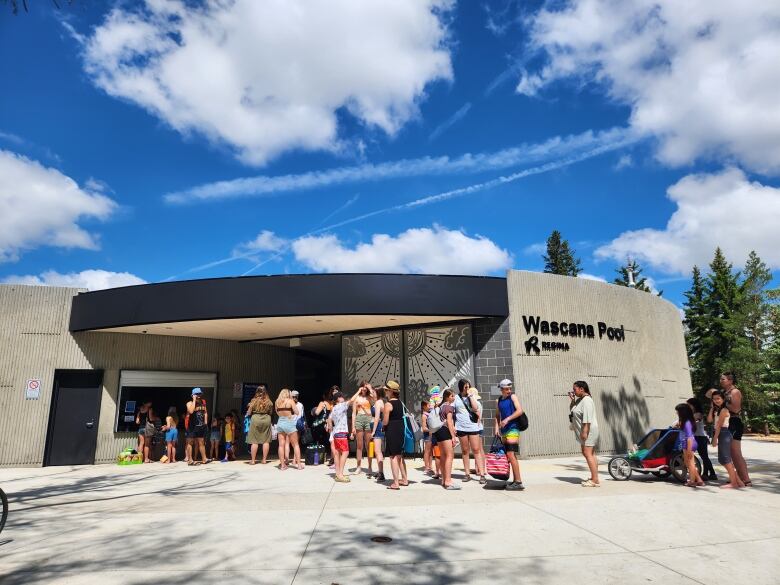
[25,378,41,400]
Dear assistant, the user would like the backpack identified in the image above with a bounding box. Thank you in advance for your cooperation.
[426,407,443,433]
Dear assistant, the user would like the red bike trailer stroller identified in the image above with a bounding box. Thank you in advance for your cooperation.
[608,428,703,483]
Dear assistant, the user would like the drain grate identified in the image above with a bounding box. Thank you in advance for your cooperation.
[370,536,393,543]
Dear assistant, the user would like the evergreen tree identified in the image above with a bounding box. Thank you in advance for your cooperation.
[756,289,780,433]
[697,248,742,393]
[683,265,707,393]
[543,230,582,276]
[614,259,661,295]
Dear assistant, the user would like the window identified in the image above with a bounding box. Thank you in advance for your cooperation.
[115,370,217,432]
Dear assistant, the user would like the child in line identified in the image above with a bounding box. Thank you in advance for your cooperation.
[676,403,704,487]
[708,390,745,489]
[162,407,179,464]
[221,413,236,462]
[209,414,221,461]
[421,400,434,475]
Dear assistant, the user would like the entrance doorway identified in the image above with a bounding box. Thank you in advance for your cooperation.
[45,370,104,466]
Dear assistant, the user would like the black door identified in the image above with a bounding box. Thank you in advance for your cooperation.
[45,370,104,466]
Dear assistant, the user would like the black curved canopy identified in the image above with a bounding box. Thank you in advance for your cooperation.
[69,274,509,334]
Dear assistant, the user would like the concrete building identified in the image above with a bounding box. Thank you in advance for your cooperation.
[0,271,690,466]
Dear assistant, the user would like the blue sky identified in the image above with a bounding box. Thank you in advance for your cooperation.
[1,1,779,308]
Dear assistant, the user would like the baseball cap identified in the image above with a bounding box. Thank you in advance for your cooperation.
[499,379,513,388]
[192,387,202,395]
[291,390,299,397]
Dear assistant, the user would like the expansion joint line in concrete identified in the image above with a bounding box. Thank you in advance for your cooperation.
[509,495,709,585]
[290,480,336,585]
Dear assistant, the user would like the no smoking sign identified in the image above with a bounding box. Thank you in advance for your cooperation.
[25,378,41,400]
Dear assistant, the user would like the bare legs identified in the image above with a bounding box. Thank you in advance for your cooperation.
[166,440,177,463]
[289,431,303,469]
[731,440,752,485]
[195,438,207,463]
[423,440,433,472]
[683,449,703,486]
[439,440,454,487]
[374,437,384,479]
[506,449,522,484]
[581,445,598,484]
[388,454,408,488]
[278,433,289,469]
[460,434,486,479]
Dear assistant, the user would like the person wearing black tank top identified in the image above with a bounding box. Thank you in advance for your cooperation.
[382,380,408,489]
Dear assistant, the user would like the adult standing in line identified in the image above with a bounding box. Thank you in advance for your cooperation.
[687,397,717,481]
[287,390,305,465]
[434,389,460,490]
[312,390,333,449]
[382,380,409,490]
[717,372,752,486]
[135,401,152,463]
[186,388,209,465]
[276,389,303,470]
[370,385,386,483]
[351,382,373,476]
[568,381,599,487]
[245,385,273,465]
[455,379,487,484]
[496,379,525,490]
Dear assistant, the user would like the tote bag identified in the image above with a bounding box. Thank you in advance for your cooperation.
[485,437,510,481]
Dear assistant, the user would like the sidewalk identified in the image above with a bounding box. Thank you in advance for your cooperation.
[1,440,778,585]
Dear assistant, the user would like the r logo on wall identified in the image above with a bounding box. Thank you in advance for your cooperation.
[524,336,540,355]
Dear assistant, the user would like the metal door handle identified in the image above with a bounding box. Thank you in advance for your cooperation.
[86,421,94,429]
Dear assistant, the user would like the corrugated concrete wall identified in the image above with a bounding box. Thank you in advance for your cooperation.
[0,285,295,466]
[506,270,692,458]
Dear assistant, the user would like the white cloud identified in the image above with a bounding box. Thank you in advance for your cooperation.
[0,150,117,262]
[235,230,287,254]
[81,0,453,166]
[522,242,546,256]
[595,168,780,274]
[614,154,633,170]
[519,1,780,174]
[164,126,632,203]
[292,226,512,275]
[579,273,607,283]
[2,269,146,291]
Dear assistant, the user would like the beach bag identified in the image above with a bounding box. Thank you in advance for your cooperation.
[301,427,313,446]
[401,406,416,454]
[296,416,306,433]
[243,416,251,435]
[486,438,510,481]
[305,444,327,465]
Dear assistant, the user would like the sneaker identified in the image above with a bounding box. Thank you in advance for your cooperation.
[444,484,462,490]
[328,464,335,470]
[220,459,229,463]
[506,481,525,491]
[375,473,386,482]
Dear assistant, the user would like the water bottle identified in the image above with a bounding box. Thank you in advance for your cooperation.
[313,450,319,465]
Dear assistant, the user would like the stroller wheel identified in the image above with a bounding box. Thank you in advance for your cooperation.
[608,456,632,481]
[670,453,694,483]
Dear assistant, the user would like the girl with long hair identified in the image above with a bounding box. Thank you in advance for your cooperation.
[276,388,303,470]
[434,389,460,490]
[351,381,373,476]
[708,390,745,489]
[370,386,386,482]
[676,403,704,487]
[568,380,597,487]
[382,381,408,489]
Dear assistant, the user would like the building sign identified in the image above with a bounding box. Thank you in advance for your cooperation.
[25,378,41,400]
[522,315,626,355]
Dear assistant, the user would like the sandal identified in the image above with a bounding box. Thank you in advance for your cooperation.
[478,476,487,485]
[581,480,600,487]
[387,484,400,490]
[462,475,472,482]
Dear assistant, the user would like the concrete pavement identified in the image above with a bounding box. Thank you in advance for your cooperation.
[1,439,778,585]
